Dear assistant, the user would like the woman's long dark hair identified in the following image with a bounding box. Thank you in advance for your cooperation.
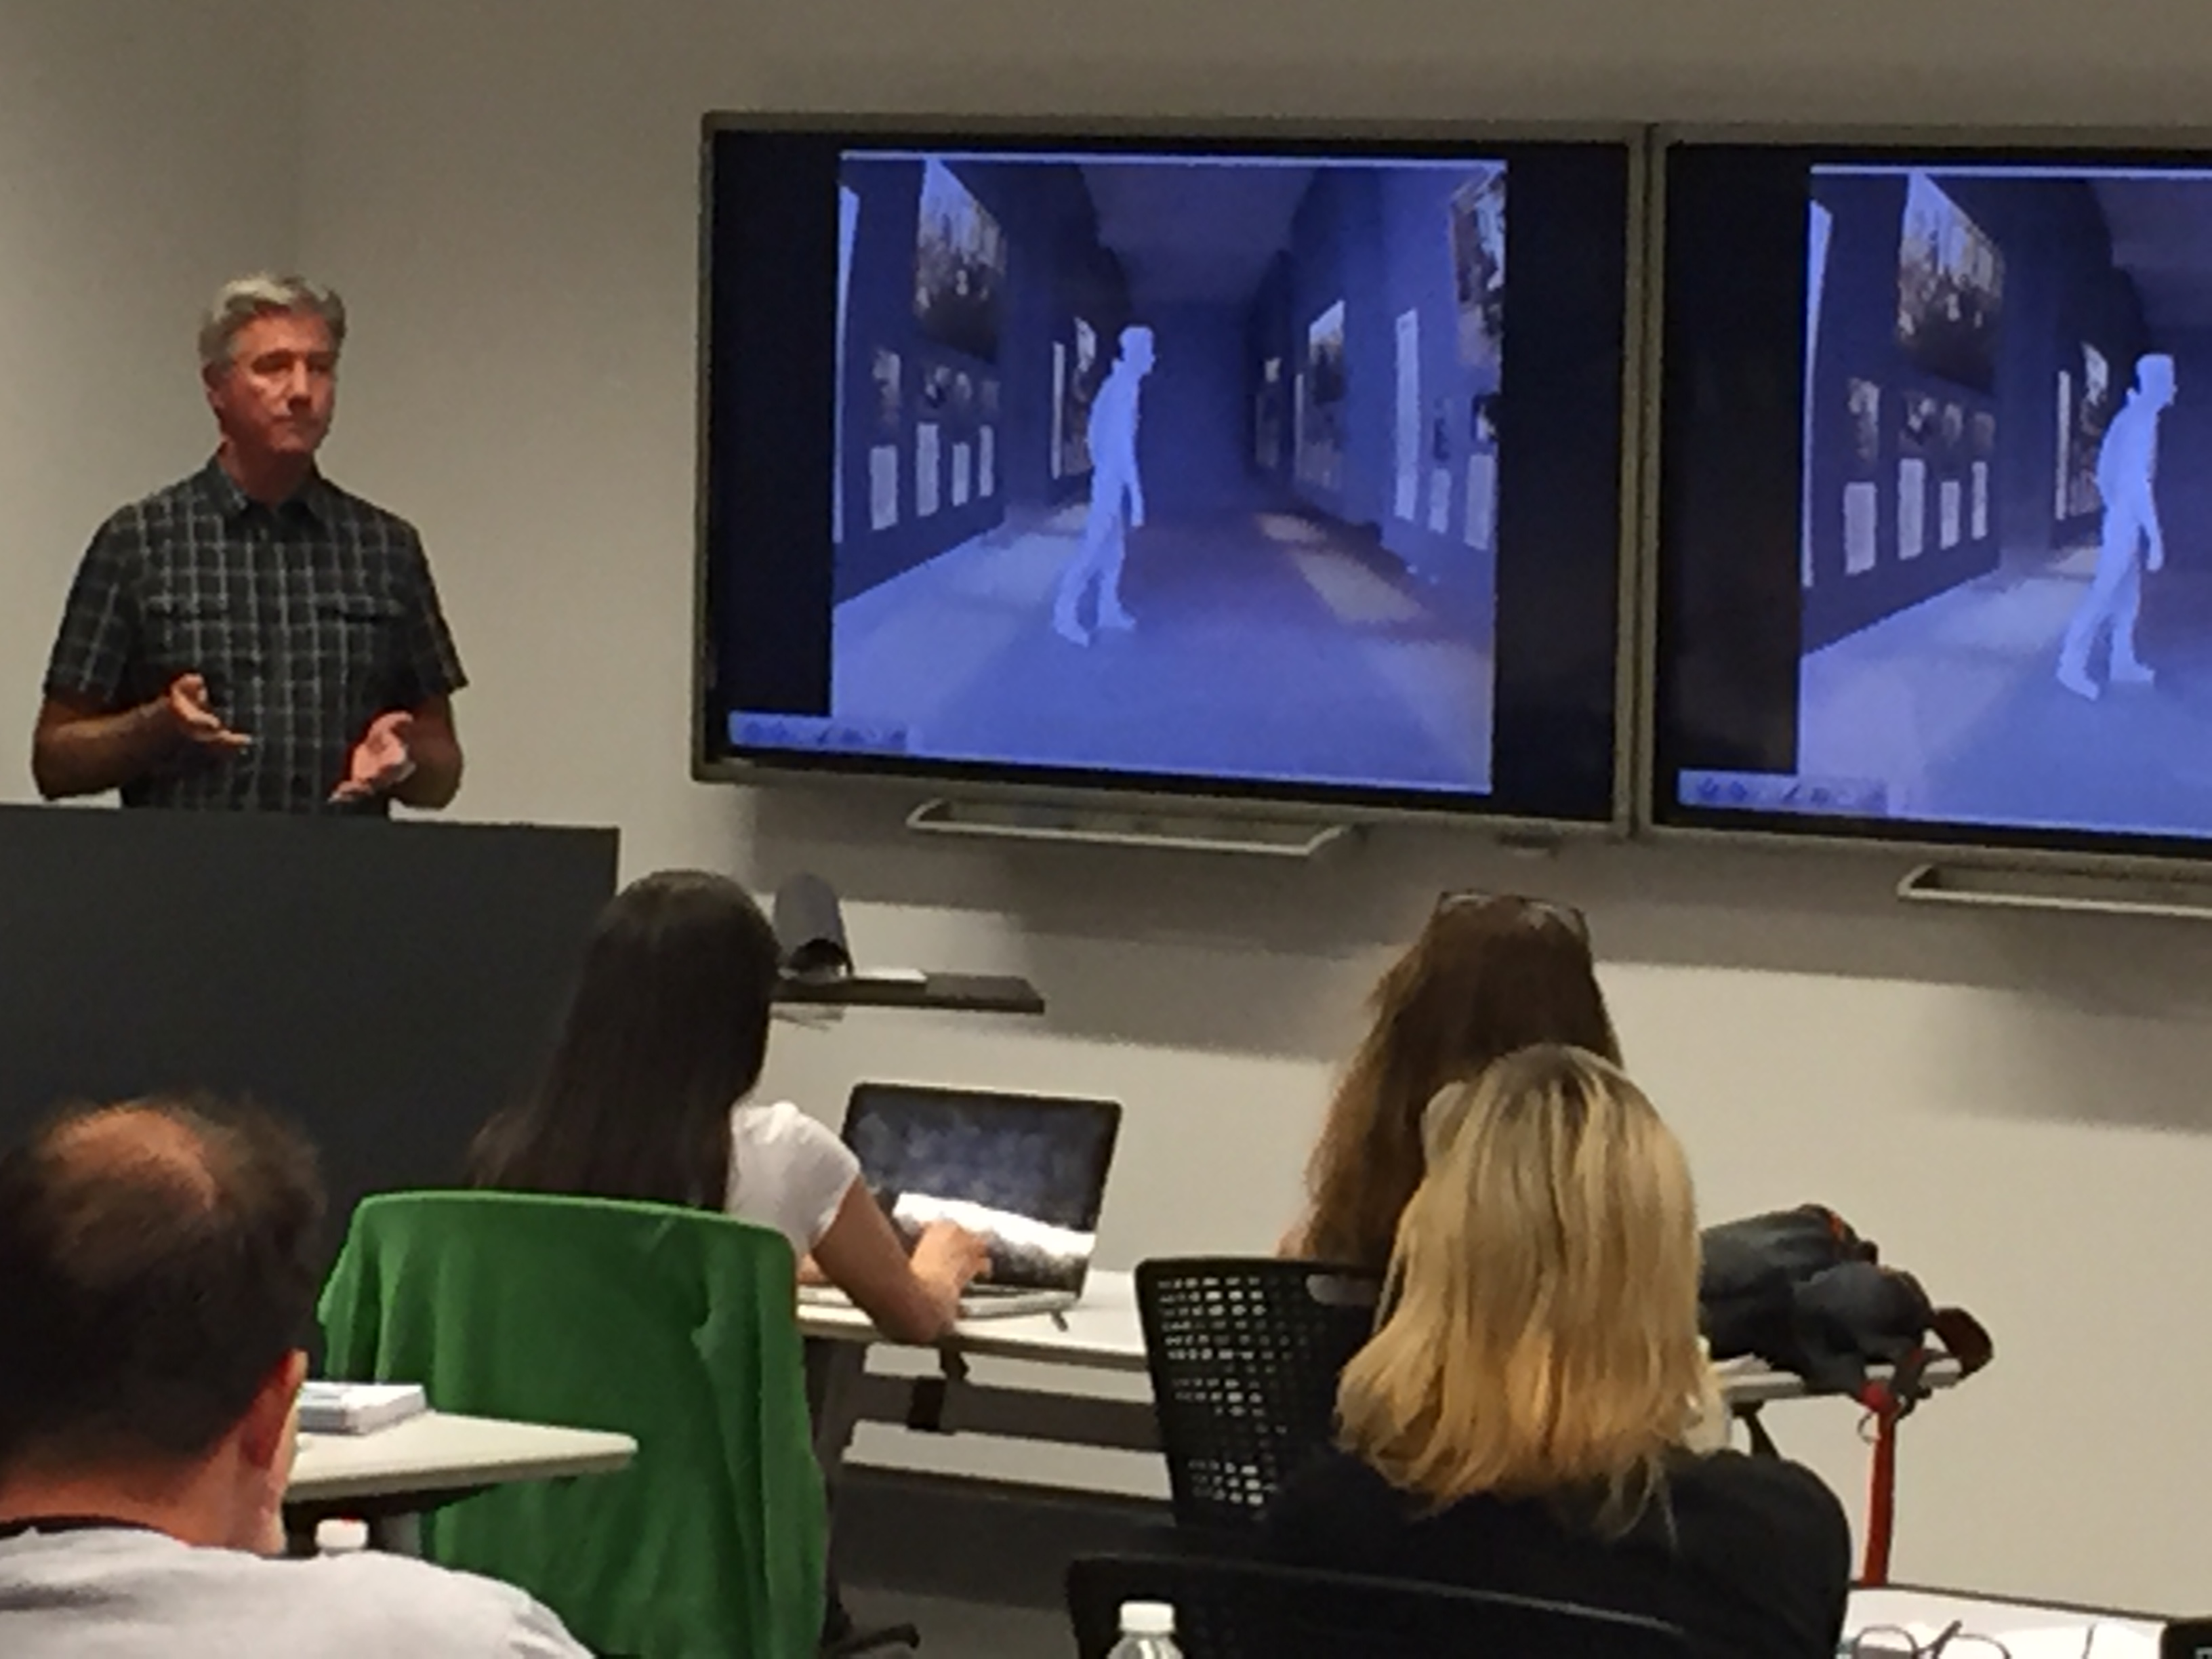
[468,869,781,1210]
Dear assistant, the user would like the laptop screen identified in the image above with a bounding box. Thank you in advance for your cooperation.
[842,1083,1121,1292]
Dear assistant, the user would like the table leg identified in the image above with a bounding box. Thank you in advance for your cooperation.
[806,1337,880,1650]
[806,1337,869,1486]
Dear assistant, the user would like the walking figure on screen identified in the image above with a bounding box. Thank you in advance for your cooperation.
[1054,325,1155,646]
[2058,352,2176,701]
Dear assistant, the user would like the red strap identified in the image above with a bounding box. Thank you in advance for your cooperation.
[1856,1330,1990,1587]
[1857,1382,1901,1586]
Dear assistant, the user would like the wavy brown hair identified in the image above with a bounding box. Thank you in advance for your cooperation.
[1294,895,1619,1270]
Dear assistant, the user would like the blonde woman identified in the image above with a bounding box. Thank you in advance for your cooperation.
[1262,1045,1849,1659]
[1282,894,1619,1269]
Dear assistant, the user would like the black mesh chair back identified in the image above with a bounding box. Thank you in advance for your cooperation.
[1067,1553,1692,1659]
[1134,1256,1383,1534]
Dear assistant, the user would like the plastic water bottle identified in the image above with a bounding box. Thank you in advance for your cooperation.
[313,1518,369,1555]
[1105,1599,1182,1659]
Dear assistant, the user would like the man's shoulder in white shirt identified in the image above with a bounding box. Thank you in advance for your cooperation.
[0,1526,588,1658]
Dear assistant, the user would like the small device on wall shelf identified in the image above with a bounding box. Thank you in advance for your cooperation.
[775,970,1045,1017]
[767,873,1044,1015]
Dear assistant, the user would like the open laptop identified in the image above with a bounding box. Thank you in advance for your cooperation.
[798,1081,1122,1321]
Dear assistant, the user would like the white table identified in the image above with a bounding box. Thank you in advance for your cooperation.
[283,1410,637,1553]
[1715,1349,1964,1408]
[800,1268,1147,1370]
[1847,1585,2167,1654]
[797,1268,1961,1468]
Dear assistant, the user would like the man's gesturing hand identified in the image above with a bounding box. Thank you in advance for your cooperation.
[331,710,417,803]
[163,674,251,752]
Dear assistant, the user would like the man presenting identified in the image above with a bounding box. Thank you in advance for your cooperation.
[33,274,465,810]
[2057,352,2177,701]
[0,1096,588,1656]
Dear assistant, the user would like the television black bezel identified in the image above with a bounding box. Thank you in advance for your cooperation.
[1641,122,2212,874]
[693,110,1648,838]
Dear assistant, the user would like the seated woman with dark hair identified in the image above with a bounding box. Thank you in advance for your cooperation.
[468,869,985,1343]
[1263,1044,1849,1659]
[1284,893,1620,1269]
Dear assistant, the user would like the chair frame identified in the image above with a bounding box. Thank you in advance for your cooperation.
[1067,1551,1694,1659]
[1134,1255,1383,1534]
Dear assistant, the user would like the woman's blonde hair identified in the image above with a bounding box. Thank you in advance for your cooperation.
[1335,1043,1708,1532]
[1298,897,1618,1271]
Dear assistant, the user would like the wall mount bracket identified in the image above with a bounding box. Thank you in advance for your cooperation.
[1898,860,2212,922]
[905,796,1361,860]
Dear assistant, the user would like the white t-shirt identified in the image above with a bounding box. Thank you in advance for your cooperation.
[0,1525,586,1658]
[722,1100,861,1256]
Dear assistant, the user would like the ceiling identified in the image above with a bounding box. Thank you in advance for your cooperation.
[1078,163,1316,308]
[2092,176,2212,334]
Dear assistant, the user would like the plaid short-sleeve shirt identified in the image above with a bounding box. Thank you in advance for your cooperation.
[43,461,467,813]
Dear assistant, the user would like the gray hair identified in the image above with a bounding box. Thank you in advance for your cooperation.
[197,274,347,374]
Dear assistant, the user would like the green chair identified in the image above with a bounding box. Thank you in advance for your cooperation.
[320,1189,826,1659]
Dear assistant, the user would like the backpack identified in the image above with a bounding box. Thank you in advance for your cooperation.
[1698,1204,1994,1583]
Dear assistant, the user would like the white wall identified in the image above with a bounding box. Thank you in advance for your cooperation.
[14,0,2212,1612]
[0,0,299,800]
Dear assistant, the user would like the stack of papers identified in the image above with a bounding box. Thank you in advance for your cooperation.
[298,1380,428,1435]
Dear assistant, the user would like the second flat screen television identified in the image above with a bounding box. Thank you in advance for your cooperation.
[1659,137,2212,861]
[701,120,1637,825]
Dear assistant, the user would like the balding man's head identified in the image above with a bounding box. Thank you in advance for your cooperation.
[0,1097,323,1477]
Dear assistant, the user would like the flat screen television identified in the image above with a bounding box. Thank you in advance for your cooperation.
[1654,131,2212,863]
[697,116,1640,828]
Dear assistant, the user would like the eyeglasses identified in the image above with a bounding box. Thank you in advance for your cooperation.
[1432,889,1591,946]
[1847,1624,2020,1658]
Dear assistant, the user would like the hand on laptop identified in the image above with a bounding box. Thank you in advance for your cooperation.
[911,1221,990,1300]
